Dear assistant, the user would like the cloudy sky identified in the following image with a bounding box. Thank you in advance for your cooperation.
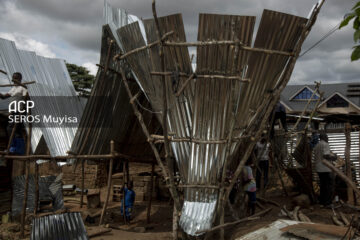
[0,0,358,84]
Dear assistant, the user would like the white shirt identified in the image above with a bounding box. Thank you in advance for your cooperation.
[314,140,331,172]
[7,86,27,97]
[256,142,269,161]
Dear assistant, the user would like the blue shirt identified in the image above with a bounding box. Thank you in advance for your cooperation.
[124,187,135,207]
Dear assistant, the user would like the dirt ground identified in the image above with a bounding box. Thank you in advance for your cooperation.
[0,189,356,240]
[81,189,354,240]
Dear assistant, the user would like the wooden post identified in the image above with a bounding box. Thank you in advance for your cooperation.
[99,140,114,225]
[172,204,179,240]
[120,67,181,211]
[147,163,155,223]
[152,0,182,212]
[218,32,241,240]
[122,160,127,224]
[80,159,85,208]
[34,162,39,215]
[20,116,32,238]
[6,122,18,151]
[322,160,360,198]
[345,123,354,204]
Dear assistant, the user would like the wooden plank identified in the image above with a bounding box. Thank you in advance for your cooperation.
[345,123,354,204]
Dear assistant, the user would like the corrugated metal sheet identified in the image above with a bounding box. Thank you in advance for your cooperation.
[0,38,84,157]
[70,23,161,160]
[236,219,300,240]
[31,212,88,240]
[235,10,307,132]
[12,175,64,216]
[116,9,308,234]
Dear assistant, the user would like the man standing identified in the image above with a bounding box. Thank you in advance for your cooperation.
[0,72,27,155]
[314,133,336,207]
[0,72,28,99]
[255,137,270,190]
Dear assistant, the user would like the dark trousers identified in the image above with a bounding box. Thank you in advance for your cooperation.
[246,191,256,215]
[317,172,334,205]
[256,161,269,190]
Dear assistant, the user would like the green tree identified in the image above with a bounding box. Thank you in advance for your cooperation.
[66,63,95,97]
[340,1,360,61]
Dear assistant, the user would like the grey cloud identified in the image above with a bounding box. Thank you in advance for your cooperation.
[1,0,358,84]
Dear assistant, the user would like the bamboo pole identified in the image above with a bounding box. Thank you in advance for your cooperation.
[34,162,39,215]
[120,67,181,211]
[20,115,32,238]
[99,140,115,225]
[80,159,85,208]
[345,123,355,204]
[147,163,155,223]
[152,0,182,212]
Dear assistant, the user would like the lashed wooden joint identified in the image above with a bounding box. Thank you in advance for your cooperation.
[130,91,141,104]
[175,73,196,97]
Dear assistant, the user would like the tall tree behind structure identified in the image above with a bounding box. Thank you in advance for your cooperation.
[66,63,95,97]
[340,1,360,61]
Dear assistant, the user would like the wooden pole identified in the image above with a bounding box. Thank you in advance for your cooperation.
[345,123,354,204]
[291,82,320,131]
[113,31,174,61]
[224,0,325,202]
[20,115,32,238]
[120,67,181,210]
[99,140,115,225]
[172,203,179,240]
[196,208,272,235]
[122,160,127,224]
[321,160,360,198]
[80,159,85,208]
[6,122,18,152]
[152,0,181,209]
[147,163,155,223]
[0,81,35,88]
[218,31,241,240]
[33,162,39,215]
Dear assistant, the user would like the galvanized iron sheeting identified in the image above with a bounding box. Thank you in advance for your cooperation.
[0,38,42,151]
[12,175,64,216]
[235,10,307,132]
[31,212,88,240]
[70,25,160,160]
[144,15,194,180]
[0,38,84,157]
[177,14,256,235]
[116,10,309,235]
